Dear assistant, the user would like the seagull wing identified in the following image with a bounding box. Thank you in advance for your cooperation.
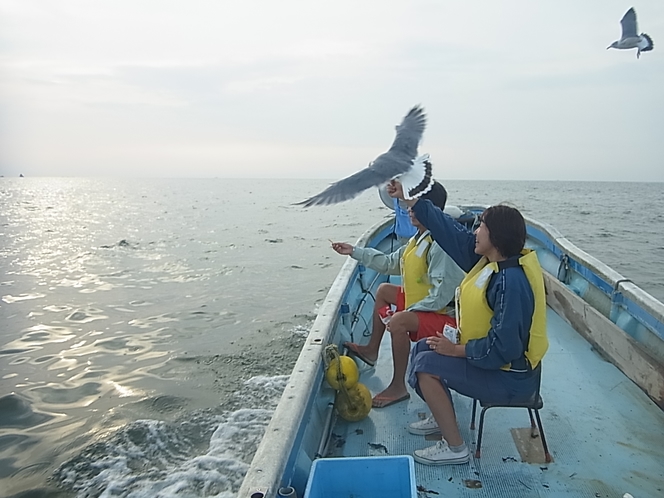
[386,105,426,159]
[294,165,395,207]
[621,8,638,40]
[295,105,427,207]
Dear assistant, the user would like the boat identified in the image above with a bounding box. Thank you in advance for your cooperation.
[237,206,664,498]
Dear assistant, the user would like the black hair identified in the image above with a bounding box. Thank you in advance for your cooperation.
[481,205,526,258]
[420,181,447,211]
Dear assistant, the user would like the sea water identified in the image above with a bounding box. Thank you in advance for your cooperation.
[1,178,663,497]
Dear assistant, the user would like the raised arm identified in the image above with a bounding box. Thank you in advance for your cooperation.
[386,180,480,272]
[412,200,480,273]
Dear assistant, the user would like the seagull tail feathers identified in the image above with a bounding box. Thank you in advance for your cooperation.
[641,33,654,52]
[398,154,434,200]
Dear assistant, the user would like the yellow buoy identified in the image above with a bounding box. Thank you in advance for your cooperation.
[336,383,372,421]
[325,356,359,390]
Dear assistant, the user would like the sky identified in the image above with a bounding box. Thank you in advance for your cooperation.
[1,0,663,181]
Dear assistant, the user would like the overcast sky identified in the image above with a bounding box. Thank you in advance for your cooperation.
[1,1,663,181]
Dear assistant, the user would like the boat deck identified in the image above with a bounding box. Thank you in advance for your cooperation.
[328,307,664,497]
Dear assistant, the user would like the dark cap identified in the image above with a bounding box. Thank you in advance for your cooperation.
[420,181,447,211]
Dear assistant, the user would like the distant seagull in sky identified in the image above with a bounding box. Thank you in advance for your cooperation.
[296,105,434,207]
[607,7,654,59]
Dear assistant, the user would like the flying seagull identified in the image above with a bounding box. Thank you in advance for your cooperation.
[295,105,434,207]
[607,7,654,59]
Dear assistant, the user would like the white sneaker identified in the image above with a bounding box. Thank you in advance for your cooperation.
[408,416,440,436]
[413,440,470,465]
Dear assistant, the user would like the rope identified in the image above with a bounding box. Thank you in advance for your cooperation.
[324,344,351,402]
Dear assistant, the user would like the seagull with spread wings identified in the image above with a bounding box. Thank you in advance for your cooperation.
[607,7,654,59]
[296,105,434,207]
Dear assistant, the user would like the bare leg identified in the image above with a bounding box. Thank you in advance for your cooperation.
[417,372,463,446]
[344,282,398,364]
[372,310,419,407]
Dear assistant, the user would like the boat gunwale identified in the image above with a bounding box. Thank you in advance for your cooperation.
[237,219,392,498]
[524,214,664,341]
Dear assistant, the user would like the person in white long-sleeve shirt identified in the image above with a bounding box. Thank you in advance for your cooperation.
[331,182,465,408]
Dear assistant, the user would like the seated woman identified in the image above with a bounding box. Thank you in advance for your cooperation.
[387,180,548,466]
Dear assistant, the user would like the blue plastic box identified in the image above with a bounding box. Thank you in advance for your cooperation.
[303,455,417,498]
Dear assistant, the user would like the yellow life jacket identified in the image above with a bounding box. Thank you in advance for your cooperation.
[457,249,548,370]
[400,231,448,314]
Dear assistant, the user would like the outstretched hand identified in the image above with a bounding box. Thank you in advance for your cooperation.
[331,241,353,255]
[386,180,405,199]
[387,180,418,207]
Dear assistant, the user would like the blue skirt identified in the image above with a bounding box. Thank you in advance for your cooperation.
[407,339,539,404]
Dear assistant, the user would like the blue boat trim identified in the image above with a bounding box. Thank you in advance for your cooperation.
[525,220,664,344]
[613,292,664,342]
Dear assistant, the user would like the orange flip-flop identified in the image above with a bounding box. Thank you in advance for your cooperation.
[372,393,410,408]
[344,342,376,367]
